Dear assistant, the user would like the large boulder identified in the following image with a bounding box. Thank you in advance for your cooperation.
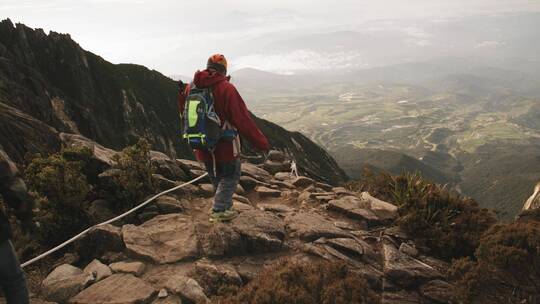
[382,242,442,288]
[267,150,287,162]
[285,213,351,242]
[360,192,398,221]
[75,224,124,260]
[42,264,94,303]
[150,151,188,181]
[231,210,286,252]
[122,214,199,264]
[60,133,117,168]
[69,274,156,304]
[176,158,204,172]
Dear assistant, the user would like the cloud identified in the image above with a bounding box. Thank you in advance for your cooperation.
[475,40,505,48]
[231,49,367,74]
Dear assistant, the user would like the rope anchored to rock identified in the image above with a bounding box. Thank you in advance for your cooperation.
[20,172,209,268]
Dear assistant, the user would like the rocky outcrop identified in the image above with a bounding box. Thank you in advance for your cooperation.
[231,210,286,252]
[122,214,199,264]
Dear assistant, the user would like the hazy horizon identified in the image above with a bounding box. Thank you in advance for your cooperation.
[2,0,540,76]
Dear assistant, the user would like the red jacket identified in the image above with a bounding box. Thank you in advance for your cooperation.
[178,70,270,163]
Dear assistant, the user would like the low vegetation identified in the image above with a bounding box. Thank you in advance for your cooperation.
[217,259,380,304]
[449,218,540,303]
[349,169,496,259]
[103,139,157,212]
[25,146,93,245]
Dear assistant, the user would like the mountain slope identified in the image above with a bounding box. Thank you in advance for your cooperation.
[0,19,347,184]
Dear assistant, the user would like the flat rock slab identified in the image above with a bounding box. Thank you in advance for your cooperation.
[123,214,199,264]
[231,210,286,252]
[69,274,156,304]
[285,213,351,242]
[328,196,381,224]
[164,275,210,304]
[110,261,146,276]
[382,243,442,288]
[256,186,281,198]
[419,280,456,303]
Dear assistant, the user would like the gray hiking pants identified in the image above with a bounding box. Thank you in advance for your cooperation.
[205,159,241,212]
[0,240,29,304]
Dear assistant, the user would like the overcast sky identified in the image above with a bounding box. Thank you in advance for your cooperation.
[1,0,539,76]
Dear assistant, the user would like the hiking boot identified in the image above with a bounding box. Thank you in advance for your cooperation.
[209,209,238,223]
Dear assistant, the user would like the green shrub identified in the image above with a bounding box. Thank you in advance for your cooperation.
[349,169,496,259]
[106,139,156,212]
[216,259,380,304]
[449,221,540,303]
[25,146,92,245]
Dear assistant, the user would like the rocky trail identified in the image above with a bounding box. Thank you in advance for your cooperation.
[4,135,453,304]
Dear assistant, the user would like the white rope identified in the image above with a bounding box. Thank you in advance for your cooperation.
[21,172,209,268]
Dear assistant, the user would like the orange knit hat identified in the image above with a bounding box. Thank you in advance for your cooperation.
[207,53,227,74]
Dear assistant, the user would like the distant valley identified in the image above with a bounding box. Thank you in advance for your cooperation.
[233,59,540,218]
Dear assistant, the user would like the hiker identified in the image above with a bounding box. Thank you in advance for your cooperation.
[0,148,33,304]
[290,160,298,178]
[178,54,270,222]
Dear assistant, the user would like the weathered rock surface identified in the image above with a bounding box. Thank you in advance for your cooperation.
[231,210,286,252]
[60,133,117,169]
[176,159,203,172]
[381,291,423,304]
[69,274,156,304]
[150,151,188,181]
[267,150,286,162]
[328,196,382,225]
[419,280,455,303]
[360,192,398,221]
[241,163,272,181]
[42,264,94,303]
[76,224,124,260]
[263,160,289,174]
[382,242,442,287]
[110,261,146,276]
[188,261,243,296]
[291,176,315,188]
[255,186,281,198]
[274,172,291,181]
[83,259,112,282]
[201,223,243,257]
[123,214,199,264]
[164,275,210,304]
[285,213,351,241]
[155,195,186,214]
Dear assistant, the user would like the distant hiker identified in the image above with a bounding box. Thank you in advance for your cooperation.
[0,148,33,304]
[178,54,270,222]
[290,160,298,178]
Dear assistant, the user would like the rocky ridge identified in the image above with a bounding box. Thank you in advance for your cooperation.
[18,136,454,304]
[0,18,347,184]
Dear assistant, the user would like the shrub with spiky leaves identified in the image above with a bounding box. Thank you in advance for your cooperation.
[25,146,92,245]
[449,220,540,303]
[107,138,156,212]
[216,259,380,304]
[348,169,496,259]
